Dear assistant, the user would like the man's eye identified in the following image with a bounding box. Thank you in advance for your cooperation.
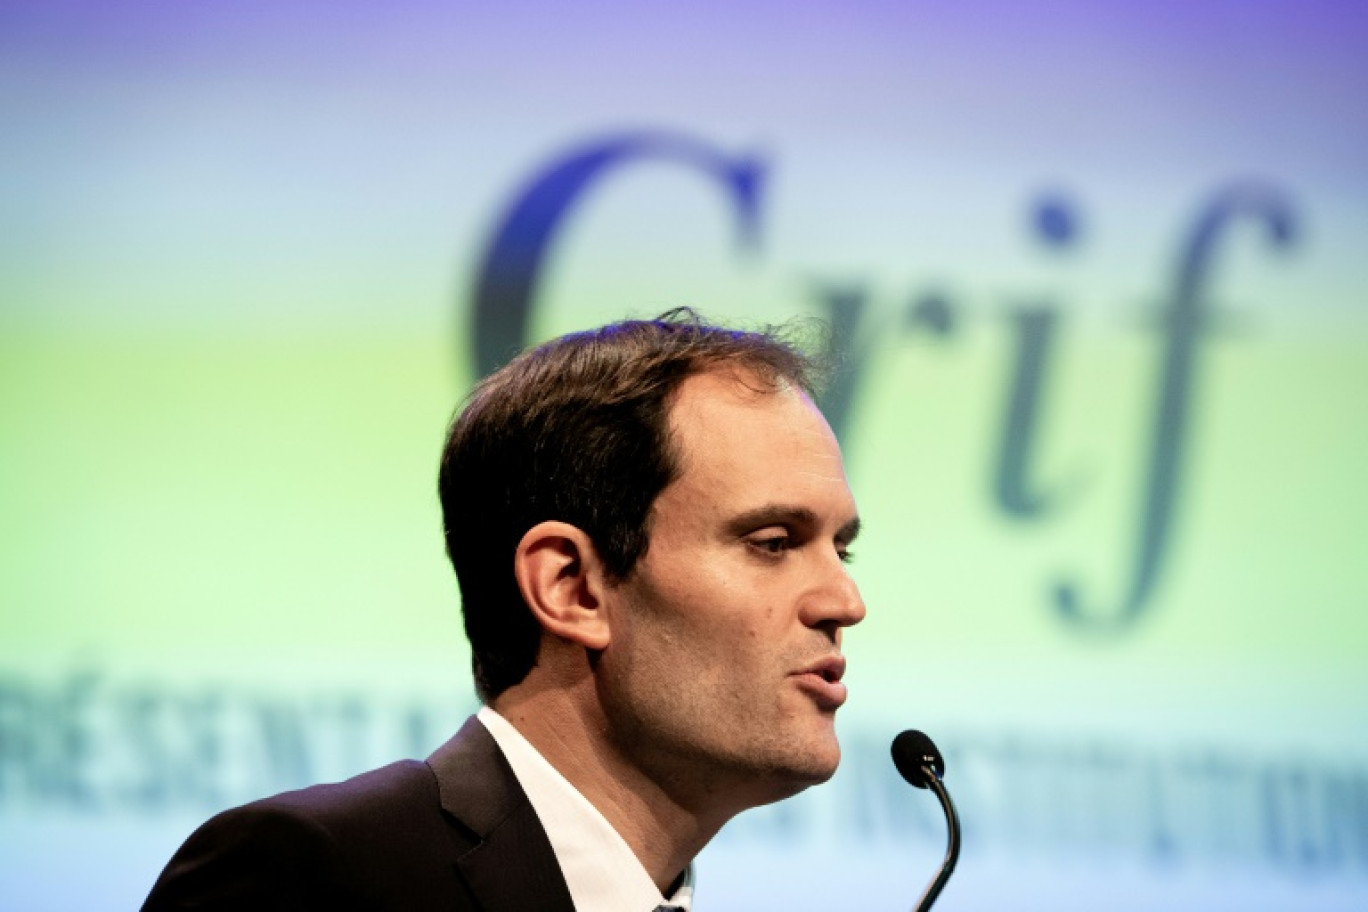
[750,535,789,555]
[838,549,855,565]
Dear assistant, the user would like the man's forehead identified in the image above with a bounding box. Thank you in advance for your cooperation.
[663,369,854,508]
[667,368,812,432]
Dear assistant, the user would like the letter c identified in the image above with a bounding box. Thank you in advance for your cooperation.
[469,132,766,377]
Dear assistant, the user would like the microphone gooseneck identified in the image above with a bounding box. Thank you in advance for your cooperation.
[890,730,961,912]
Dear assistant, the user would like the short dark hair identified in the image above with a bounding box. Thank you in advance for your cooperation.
[439,308,820,701]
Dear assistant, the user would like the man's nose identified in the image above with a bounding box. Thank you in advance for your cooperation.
[802,557,867,631]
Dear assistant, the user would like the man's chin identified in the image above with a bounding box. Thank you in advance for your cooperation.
[746,756,839,807]
[700,723,844,807]
[768,735,842,792]
[803,745,842,785]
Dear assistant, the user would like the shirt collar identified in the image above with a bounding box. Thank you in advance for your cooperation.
[477,706,694,912]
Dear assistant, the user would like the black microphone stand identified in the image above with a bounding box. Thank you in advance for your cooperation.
[914,764,960,912]
[891,730,962,912]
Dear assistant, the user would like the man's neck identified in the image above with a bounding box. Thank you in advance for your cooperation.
[490,680,725,894]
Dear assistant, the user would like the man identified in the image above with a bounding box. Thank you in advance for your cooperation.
[143,310,866,910]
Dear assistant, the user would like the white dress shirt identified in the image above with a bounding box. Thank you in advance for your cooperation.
[477,706,694,912]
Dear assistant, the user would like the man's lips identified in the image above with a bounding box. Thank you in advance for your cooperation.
[791,655,848,710]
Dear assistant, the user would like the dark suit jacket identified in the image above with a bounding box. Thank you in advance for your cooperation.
[142,716,575,911]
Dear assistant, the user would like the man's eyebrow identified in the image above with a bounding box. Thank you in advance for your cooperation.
[724,505,862,543]
[837,516,862,545]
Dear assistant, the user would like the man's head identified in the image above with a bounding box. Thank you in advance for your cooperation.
[439,308,821,702]
[589,367,865,810]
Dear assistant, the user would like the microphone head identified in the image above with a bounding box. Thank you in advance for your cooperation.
[891,729,945,788]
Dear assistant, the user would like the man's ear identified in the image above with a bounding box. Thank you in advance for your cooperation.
[513,521,612,651]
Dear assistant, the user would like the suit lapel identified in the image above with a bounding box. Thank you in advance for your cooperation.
[427,716,576,912]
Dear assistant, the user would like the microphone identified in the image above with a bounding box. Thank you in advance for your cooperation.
[891,730,961,912]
